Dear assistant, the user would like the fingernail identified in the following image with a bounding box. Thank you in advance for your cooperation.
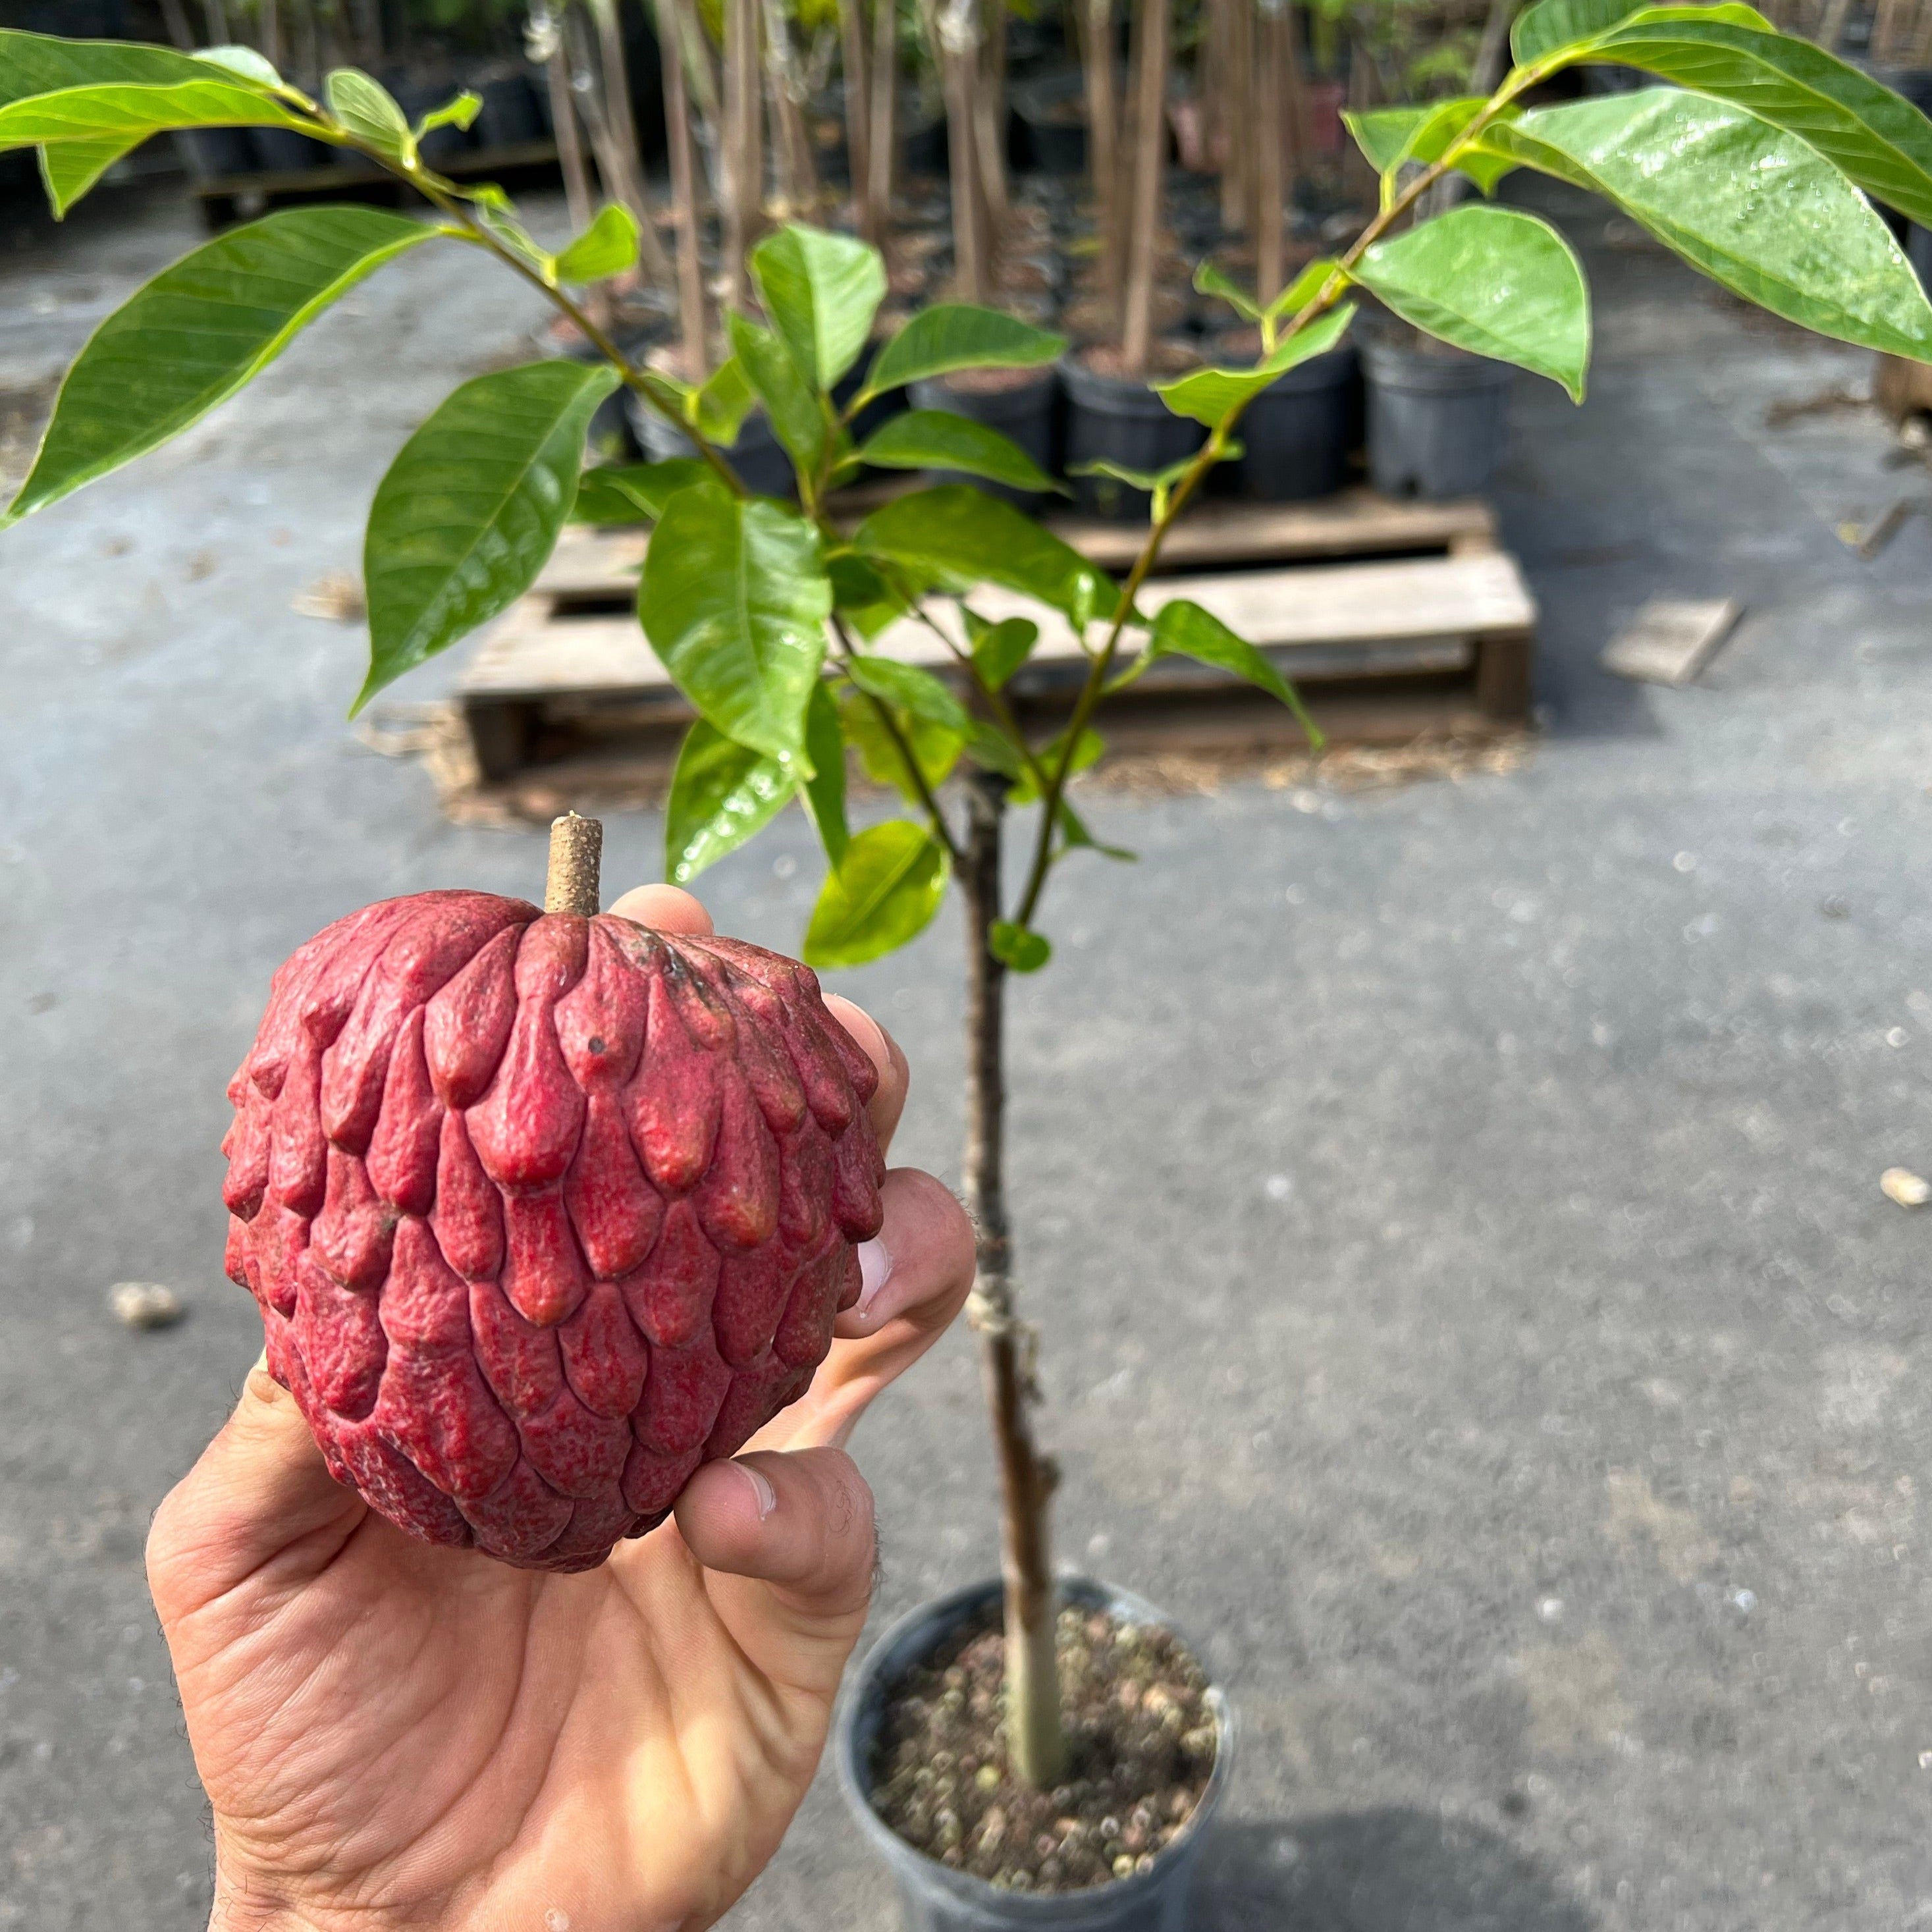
[855,1237,893,1318]
[736,1461,778,1520]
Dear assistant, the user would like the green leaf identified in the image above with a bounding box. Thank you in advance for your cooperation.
[1264,257,1345,324]
[1009,726,1103,803]
[0,78,319,151]
[664,719,795,884]
[360,358,618,709]
[827,552,909,638]
[727,311,826,480]
[969,613,1038,689]
[691,356,756,446]
[1355,203,1590,400]
[1056,797,1135,862]
[1155,305,1356,428]
[1345,103,1442,173]
[857,485,1113,626]
[1478,90,1932,360]
[845,654,975,732]
[803,821,950,969]
[990,921,1051,971]
[417,90,482,138]
[749,222,887,389]
[1145,599,1324,747]
[1512,0,1648,64]
[801,681,849,863]
[0,30,277,106]
[192,45,286,88]
[1193,259,1262,322]
[4,205,433,526]
[38,133,144,217]
[855,408,1060,492]
[640,482,832,759]
[840,687,963,799]
[570,457,710,523]
[554,202,641,283]
[1584,13,1932,229]
[863,303,1066,397]
[325,67,410,157]
[1344,98,1515,194]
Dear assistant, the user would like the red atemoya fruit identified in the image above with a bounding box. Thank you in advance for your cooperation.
[221,892,885,1571]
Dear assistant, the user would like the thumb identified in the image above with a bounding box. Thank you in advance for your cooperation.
[674,1448,876,1694]
[147,1351,364,1627]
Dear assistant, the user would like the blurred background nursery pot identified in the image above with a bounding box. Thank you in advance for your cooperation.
[6,0,1932,1918]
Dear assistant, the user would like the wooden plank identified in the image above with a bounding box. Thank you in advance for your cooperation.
[1597,597,1741,686]
[531,488,1497,599]
[469,552,1534,699]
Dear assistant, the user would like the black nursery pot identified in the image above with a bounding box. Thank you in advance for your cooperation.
[629,395,797,498]
[909,367,1059,506]
[1012,70,1088,176]
[1220,338,1357,501]
[1060,356,1205,522]
[1361,336,1513,500]
[174,126,257,180]
[836,1576,1235,1932]
[250,126,340,172]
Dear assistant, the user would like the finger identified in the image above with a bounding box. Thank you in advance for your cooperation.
[146,1355,363,1627]
[823,995,909,1152]
[606,884,714,936]
[676,1447,876,1686]
[755,1169,976,1455]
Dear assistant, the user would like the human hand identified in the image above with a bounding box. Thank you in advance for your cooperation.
[149,884,976,1932]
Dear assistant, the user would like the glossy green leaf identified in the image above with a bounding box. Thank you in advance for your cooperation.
[664,718,795,884]
[990,921,1051,971]
[855,409,1060,492]
[1355,203,1590,400]
[858,485,1112,626]
[750,222,887,389]
[640,482,832,759]
[1264,256,1345,324]
[1478,90,1932,359]
[727,311,826,480]
[840,687,963,799]
[417,91,482,138]
[690,356,756,445]
[804,820,950,969]
[801,681,849,863]
[570,457,709,523]
[0,78,318,151]
[1584,14,1932,228]
[193,45,286,88]
[826,552,909,638]
[1156,305,1356,427]
[1344,98,1515,194]
[1009,726,1103,803]
[5,205,433,525]
[863,303,1066,397]
[1513,0,1650,64]
[554,202,641,283]
[325,67,410,157]
[969,613,1038,689]
[1145,599,1324,747]
[845,654,975,732]
[1193,259,1262,321]
[0,30,278,107]
[38,132,143,216]
[360,358,617,709]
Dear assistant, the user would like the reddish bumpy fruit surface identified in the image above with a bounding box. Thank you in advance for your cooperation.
[221,892,885,1571]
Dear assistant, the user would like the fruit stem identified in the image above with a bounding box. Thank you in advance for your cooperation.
[545,811,604,916]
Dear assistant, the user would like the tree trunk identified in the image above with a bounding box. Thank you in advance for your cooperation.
[579,0,677,284]
[1254,0,1286,303]
[1079,0,1121,332]
[961,772,1065,1792]
[974,3,1009,248]
[1120,0,1168,374]
[658,0,710,379]
[1218,0,1254,236]
[939,2,986,305]
[543,9,597,241]
[867,0,898,242]
[723,0,765,311]
[842,0,874,237]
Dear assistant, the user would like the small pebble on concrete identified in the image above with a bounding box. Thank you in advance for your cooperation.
[109,1283,184,1330]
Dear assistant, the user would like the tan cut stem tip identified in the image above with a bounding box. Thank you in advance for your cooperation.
[545,811,603,916]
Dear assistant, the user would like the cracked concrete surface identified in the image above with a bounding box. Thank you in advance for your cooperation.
[1,178,1929,1930]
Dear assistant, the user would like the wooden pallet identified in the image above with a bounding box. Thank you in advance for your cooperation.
[452,488,1536,792]
[191,139,560,230]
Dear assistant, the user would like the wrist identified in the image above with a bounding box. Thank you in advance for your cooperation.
[207,1874,378,1932]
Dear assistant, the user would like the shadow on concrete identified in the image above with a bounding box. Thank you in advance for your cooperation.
[1194,1808,1597,1932]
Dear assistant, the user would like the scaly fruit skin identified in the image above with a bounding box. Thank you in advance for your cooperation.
[220,892,884,1572]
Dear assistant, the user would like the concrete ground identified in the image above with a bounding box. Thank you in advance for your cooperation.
[1,177,1929,1932]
